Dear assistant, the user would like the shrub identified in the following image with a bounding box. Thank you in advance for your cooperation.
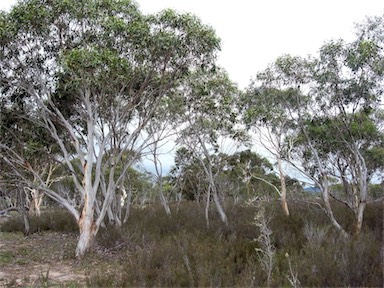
[3,199,381,287]
[0,208,78,233]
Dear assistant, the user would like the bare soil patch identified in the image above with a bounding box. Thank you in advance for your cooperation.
[0,231,86,287]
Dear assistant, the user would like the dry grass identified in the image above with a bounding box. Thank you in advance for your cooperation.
[0,200,382,287]
[0,231,84,287]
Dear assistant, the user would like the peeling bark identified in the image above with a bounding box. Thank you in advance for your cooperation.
[75,188,98,258]
[76,160,98,258]
[76,210,97,258]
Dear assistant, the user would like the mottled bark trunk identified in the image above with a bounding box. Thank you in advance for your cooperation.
[76,202,97,258]
[19,190,30,235]
[277,158,289,217]
[29,189,44,217]
[354,147,368,237]
[76,159,98,258]
[355,201,366,236]
[76,215,97,258]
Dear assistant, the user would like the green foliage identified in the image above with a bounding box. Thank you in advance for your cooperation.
[368,183,384,199]
[169,149,283,202]
[175,68,240,144]
[1,0,223,257]
[0,250,14,265]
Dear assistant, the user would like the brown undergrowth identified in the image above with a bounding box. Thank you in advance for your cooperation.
[0,200,382,287]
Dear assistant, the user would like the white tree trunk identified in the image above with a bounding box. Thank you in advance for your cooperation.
[300,124,349,238]
[322,174,349,238]
[277,158,290,217]
[123,188,132,224]
[354,148,368,236]
[212,185,228,226]
[76,211,97,258]
[205,184,211,228]
[76,190,98,258]
[76,157,99,258]
[29,188,44,217]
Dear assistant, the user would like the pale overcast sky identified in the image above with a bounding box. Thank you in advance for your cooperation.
[1,0,384,88]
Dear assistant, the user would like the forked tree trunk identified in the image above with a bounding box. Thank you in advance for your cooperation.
[205,164,228,227]
[322,174,349,239]
[159,185,171,216]
[212,186,228,226]
[301,127,349,238]
[29,188,44,217]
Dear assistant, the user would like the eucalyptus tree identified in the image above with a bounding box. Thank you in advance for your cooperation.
[142,95,182,216]
[0,0,221,257]
[0,84,66,228]
[242,53,314,216]
[169,147,207,202]
[215,150,280,204]
[301,21,384,235]
[248,14,384,236]
[300,112,384,230]
[173,68,242,226]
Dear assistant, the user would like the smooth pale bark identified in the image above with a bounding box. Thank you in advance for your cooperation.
[146,123,174,216]
[76,160,98,258]
[76,192,98,257]
[329,138,369,236]
[154,149,171,216]
[353,147,368,236]
[205,183,211,228]
[310,145,349,238]
[277,158,290,217]
[76,203,97,258]
[212,184,228,225]
[1,1,222,259]
[322,173,349,238]
[251,127,291,216]
[159,185,171,216]
[26,188,44,217]
[355,201,366,235]
[296,109,350,238]
[200,141,228,227]
[123,187,132,224]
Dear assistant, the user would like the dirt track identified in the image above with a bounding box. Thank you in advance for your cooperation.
[0,232,86,287]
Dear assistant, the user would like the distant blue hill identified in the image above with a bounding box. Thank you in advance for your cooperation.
[303,186,321,193]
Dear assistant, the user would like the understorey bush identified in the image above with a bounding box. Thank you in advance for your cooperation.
[1,200,381,286]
